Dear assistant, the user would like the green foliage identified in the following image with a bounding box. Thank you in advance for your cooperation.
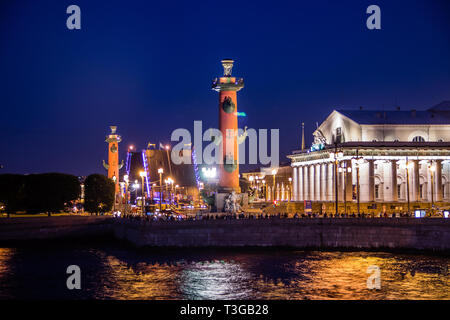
[0,173,80,214]
[200,189,215,206]
[84,174,115,214]
[239,178,250,193]
[24,173,80,214]
[0,174,26,213]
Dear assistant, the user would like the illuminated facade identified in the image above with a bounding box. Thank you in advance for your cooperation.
[288,101,450,208]
[242,166,293,202]
[125,147,199,203]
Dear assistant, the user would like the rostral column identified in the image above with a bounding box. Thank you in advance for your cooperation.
[212,59,244,193]
[103,126,124,193]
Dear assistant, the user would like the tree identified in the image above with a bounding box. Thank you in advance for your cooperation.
[200,189,215,206]
[0,174,26,215]
[84,174,114,215]
[0,173,80,215]
[24,173,80,215]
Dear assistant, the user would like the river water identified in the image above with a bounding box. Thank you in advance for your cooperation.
[0,241,448,300]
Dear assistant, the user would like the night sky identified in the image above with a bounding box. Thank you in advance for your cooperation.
[0,0,449,176]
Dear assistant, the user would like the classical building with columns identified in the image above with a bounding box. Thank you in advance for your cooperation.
[288,101,450,214]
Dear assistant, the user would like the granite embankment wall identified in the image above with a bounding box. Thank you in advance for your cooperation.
[113,218,450,251]
[0,216,113,241]
[0,217,449,251]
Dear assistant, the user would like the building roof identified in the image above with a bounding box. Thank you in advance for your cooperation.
[335,101,450,125]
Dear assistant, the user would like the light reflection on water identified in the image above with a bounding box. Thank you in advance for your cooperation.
[0,244,448,300]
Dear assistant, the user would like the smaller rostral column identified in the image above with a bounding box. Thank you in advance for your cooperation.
[103,126,124,193]
[212,59,244,193]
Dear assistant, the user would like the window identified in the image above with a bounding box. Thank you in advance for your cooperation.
[375,185,379,199]
[419,184,423,200]
[397,185,401,198]
[336,127,342,143]
[412,136,425,142]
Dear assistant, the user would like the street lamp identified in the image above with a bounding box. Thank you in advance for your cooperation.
[166,178,174,205]
[133,181,139,206]
[429,162,436,215]
[249,176,254,197]
[330,147,344,216]
[338,164,351,215]
[119,181,125,210]
[351,151,364,216]
[152,183,156,203]
[165,145,173,177]
[158,168,163,211]
[262,180,266,201]
[124,175,129,216]
[164,179,168,205]
[199,182,204,207]
[112,176,117,213]
[288,177,292,202]
[404,158,413,216]
[139,171,146,215]
[271,169,277,201]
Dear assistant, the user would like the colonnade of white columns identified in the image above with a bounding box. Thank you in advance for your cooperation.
[292,159,446,203]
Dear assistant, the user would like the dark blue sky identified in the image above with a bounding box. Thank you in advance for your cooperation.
[1,0,449,175]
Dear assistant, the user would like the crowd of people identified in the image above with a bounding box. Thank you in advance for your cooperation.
[117,210,430,222]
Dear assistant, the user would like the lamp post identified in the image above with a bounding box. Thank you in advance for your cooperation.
[112,176,117,213]
[165,145,172,177]
[271,169,277,201]
[355,159,363,216]
[119,181,125,214]
[338,165,349,215]
[139,171,146,215]
[262,180,266,201]
[429,161,435,215]
[123,175,129,216]
[133,181,139,210]
[199,182,204,207]
[158,168,163,211]
[288,177,292,202]
[255,176,259,200]
[351,151,364,216]
[405,158,413,216]
[331,145,344,216]
[167,178,174,205]
[152,183,156,203]
[164,179,169,205]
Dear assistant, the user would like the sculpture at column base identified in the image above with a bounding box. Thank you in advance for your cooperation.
[215,191,248,213]
[224,191,240,213]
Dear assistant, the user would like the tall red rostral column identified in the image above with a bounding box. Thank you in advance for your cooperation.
[212,59,244,192]
[103,126,124,193]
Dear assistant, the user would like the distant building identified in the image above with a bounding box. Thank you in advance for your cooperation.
[125,148,199,203]
[288,101,450,208]
[241,164,293,201]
